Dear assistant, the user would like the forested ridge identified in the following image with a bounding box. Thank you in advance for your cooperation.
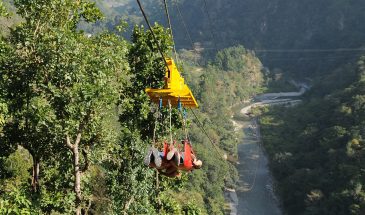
[82,0,365,78]
[259,57,365,214]
[2,0,365,214]
[0,1,264,214]
[93,1,365,214]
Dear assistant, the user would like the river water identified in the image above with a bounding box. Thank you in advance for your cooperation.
[226,84,309,214]
[226,118,282,215]
[234,119,282,215]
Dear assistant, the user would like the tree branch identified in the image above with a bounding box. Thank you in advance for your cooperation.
[33,19,41,37]
[75,132,82,146]
[65,134,74,150]
[123,196,135,214]
[74,109,91,146]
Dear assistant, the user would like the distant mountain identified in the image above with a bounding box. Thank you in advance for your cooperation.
[95,0,365,78]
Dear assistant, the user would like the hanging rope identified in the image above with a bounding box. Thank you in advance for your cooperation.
[168,100,173,145]
[152,101,163,147]
[182,109,188,140]
[177,98,188,140]
[152,110,158,147]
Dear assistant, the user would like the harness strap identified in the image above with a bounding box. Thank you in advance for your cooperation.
[163,140,169,158]
[168,99,173,145]
[183,140,193,170]
[152,98,163,148]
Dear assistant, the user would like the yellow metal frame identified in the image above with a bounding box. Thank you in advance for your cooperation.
[145,58,199,108]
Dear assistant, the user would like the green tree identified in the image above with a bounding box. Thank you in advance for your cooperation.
[0,0,128,213]
[106,24,183,214]
[0,1,8,17]
[259,57,365,214]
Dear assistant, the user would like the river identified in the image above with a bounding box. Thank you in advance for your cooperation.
[235,119,281,215]
[226,83,309,215]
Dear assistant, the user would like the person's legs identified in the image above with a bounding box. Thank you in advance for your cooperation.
[174,150,181,166]
[179,153,184,164]
[159,151,165,158]
[144,147,162,168]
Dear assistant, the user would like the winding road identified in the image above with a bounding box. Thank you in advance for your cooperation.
[226,83,309,215]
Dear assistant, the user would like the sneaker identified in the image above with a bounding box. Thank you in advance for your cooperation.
[166,148,176,160]
[174,151,181,166]
[144,147,153,166]
[151,147,162,168]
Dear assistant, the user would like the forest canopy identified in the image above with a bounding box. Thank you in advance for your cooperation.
[0,1,264,214]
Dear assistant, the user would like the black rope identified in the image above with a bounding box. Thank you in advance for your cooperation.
[174,3,226,158]
[175,3,195,50]
[201,0,219,51]
[135,0,172,77]
[162,0,178,60]
[136,0,225,160]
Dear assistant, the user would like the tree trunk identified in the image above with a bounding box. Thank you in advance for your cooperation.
[73,145,82,215]
[31,156,40,192]
[66,134,82,215]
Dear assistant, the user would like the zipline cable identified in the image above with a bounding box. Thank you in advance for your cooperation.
[167,3,227,160]
[268,54,362,62]
[135,0,172,77]
[162,0,179,63]
[201,47,365,53]
[201,0,219,51]
[189,108,226,159]
[254,48,365,53]
[175,3,195,50]
[136,0,226,161]
[175,4,229,160]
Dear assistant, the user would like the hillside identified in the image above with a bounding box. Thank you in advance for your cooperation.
[259,58,365,214]
[92,0,365,80]
[2,0,365,214]
[0,1,264,214]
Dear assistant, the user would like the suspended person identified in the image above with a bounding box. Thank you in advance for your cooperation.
[166,141,203,170]
[144,145,180,177]
[144,140,202,174]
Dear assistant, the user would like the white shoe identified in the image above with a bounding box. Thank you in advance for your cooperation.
[167,148,176,160]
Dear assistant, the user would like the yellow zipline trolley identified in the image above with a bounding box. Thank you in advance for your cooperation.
[145,57,199,108]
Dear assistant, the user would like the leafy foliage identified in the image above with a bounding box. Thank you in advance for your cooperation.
[1,0,128,213]
[178,45,264,213]
[0,1,8,17]
[260,56,365,214]
[0,1,265,214]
